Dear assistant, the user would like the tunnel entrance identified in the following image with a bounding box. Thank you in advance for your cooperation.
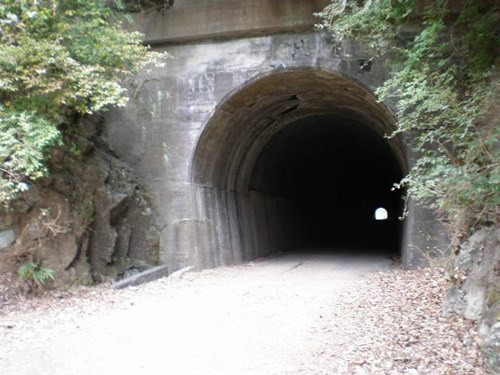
[191,69,408,267]
[250,115,404,256]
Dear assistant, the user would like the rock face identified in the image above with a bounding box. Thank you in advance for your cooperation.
[445,227,500,373]
[86,147,161,282]
[0,116,161,294]
[0,229,15,252]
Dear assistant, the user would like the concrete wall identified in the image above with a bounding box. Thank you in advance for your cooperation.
[128,0,330,44]
[105,0,446,272]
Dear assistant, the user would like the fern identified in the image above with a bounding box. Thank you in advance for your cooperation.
[18,261,55,286]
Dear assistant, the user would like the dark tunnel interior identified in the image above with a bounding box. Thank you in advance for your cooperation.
[249,115,404,256]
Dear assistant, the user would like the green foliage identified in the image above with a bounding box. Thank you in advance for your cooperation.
[120,0,174,12]
[18,261,55,287]
[316,0,413,54]
[317,1,499,234]
[0,0,165,204]
[0,107,62,202]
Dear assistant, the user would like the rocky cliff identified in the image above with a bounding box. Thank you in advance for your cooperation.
[445,227,500,373]
[0,115,161,297]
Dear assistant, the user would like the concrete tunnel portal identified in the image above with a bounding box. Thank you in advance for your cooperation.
[191,70,408,266]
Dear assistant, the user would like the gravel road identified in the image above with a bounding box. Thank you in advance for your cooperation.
[0,248,488,374]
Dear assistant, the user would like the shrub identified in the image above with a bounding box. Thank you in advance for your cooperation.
[0,0,166,205]
[316,1,499,242]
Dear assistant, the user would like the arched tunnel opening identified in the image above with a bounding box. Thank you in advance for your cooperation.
[250,114,404,256]
[191,70,408,267]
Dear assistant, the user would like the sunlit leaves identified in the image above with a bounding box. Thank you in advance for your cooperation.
[0,0,166,204]
[0,107,62,202]
[315,0,414,54]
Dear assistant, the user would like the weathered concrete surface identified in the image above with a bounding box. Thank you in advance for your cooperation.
[129,0,330,44]
[111,264,169,289]
[105,0,446,274]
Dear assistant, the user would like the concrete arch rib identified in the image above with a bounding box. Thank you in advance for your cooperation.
[191,68,407,192]
[190,68,409,269]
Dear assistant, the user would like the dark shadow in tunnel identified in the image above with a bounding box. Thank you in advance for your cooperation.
[249,114,404,257]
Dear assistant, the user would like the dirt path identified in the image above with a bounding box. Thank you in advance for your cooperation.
[0,249,488,374]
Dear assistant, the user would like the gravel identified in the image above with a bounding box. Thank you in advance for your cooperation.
[0,249,490,375]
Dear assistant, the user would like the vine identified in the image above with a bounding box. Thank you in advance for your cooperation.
[317,0,499,245]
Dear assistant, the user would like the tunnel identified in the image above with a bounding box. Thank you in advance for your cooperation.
[250,114,404,255]
[191,69,408,267]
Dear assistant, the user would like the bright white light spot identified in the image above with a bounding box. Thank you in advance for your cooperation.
[375,207,388,221]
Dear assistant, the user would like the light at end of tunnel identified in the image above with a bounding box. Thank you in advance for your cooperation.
[375,207,388,221]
